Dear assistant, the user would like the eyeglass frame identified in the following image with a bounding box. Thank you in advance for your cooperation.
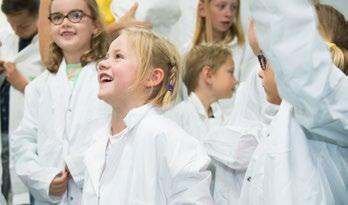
[257,51,268,70]
[48,9,93,25]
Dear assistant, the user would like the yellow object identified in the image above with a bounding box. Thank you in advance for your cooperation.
[326,42,337,49]
[96,0,116,25]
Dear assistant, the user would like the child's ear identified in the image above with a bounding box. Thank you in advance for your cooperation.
[145,68,164,88]
[202,65,214,85]
[198,2,207,17]
[92,22,102,36]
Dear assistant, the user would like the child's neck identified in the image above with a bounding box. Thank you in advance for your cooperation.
[194,90,216,118]
[111,109,127,136]
[63,51,83,64]
[213,30,224,42]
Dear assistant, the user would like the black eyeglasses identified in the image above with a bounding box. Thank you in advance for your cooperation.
[48,10,93,25]
[257,51,267,70]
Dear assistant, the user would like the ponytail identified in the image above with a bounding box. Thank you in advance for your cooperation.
[316,4,348,75]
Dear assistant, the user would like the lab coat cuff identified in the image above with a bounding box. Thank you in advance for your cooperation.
[65,155,85,188]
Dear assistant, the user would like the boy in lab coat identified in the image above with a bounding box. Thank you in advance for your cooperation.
[0,0,43,203]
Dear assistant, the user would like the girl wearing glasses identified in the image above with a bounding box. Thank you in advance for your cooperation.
[239,1,348,205]
[11,0,111,204]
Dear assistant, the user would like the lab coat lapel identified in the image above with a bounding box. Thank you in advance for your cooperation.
[67,62,96,108]
[84,125,109,194]
[48,60,71,140]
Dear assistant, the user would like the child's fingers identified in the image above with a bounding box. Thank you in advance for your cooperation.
[128,2,139,17]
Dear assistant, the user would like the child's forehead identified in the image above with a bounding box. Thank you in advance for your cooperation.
[110,35,132,50]
[51,0,89,13]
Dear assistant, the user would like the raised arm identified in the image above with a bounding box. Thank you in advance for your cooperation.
[251,0,348,146]
[38,0,51,66]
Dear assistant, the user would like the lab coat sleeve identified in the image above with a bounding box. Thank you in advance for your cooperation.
[204,126,259,170]
[166,138,214,204]
[11,80,63,203]
[251,0,348,147]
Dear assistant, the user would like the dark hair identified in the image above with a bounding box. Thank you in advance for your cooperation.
[1,0,39,16]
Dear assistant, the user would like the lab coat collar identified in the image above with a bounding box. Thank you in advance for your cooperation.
[189,92,223,120]
[14,34,40,63]
[123,104,155,130]
[91,104,155,143]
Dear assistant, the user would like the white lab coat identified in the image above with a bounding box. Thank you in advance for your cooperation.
[164,92,225,142]
[238,0,348,204]
[204,71,279,205]
[11,61,111,205]
[111,0,181,41]
[82,104,214,205]
[0,29,44,204]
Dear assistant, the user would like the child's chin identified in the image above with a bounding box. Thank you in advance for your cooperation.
[97,91,107,101]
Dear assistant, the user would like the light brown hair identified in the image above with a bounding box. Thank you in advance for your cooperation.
[46,0,108,73]
[192,0,244,47]
[184,43,232,94]
[121,27,182,109]
[316,4,348,75]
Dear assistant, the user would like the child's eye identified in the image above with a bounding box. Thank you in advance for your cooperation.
[115,53,124,59]
[231,4,238,11]
[216,3,226,10]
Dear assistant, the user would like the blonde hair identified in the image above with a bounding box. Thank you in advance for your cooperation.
[120,27,182,108]
[46,0,108,73]
[316,4,348,75]
[184,43,232,94]
[192,0,244,47]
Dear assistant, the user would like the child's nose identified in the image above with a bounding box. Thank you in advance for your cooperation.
[97,60,109,71]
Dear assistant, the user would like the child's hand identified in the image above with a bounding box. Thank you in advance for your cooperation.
[49,170,69,196]
[118,2,152,30]
[107,3,152,40]
[3,62,28,92]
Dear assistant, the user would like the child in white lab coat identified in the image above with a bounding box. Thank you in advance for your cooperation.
[11,0,111,204]
[82,27,213,205]
[165,43,237,204]
[188,0,258,114]
[239,1,348,204]
[0,0,44,203]
[166,43,237,141]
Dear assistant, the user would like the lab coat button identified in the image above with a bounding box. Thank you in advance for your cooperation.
[70,196,74,201]
[68,108,72,112]
[247,176,252,182]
